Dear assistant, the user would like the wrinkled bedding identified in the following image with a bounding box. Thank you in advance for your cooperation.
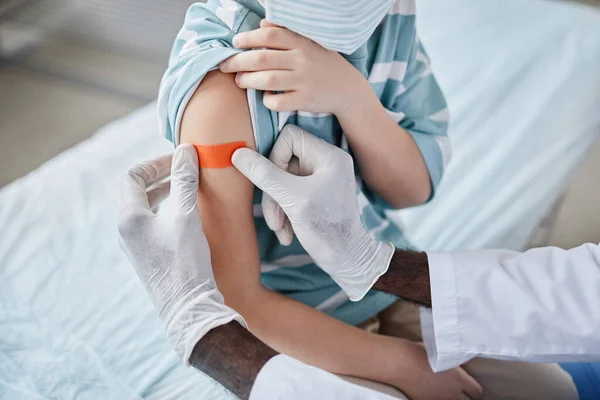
[0,105,234,400]
[1,0,599,398]
[394,0,600,250]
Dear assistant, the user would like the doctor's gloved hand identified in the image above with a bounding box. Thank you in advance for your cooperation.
[232,125,394,302]
[117,144,246,364]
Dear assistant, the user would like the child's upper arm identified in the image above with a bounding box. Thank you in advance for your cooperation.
[179,70,261,306]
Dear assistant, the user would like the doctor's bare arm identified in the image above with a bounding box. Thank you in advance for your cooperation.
[374,242,600,310]
[189,321,277,400]
[375,243,600,362]
[372,250,432,307]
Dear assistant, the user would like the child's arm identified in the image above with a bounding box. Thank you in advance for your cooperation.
[180,69,404,386]
[335,82,433,208]
[180,71,481,400]
[335,36,450,210]
[222,21,449,209]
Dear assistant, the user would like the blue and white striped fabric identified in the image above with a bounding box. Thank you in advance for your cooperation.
[158,0,449,325]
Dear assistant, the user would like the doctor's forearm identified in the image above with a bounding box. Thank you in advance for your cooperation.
[190,321,278,400]
[372,250,432,307]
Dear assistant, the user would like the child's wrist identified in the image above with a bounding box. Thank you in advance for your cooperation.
[372,337,421,390]
[335,76,379,122]
[386,340,427,390]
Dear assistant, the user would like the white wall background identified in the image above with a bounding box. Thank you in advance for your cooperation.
[1,0,197,57]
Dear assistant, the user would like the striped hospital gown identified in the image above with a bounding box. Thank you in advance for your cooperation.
[157,0,450,326]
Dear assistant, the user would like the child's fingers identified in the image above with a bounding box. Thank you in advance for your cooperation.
[220,50,294,73]
[260,19,280,28]
[233,27,300,50]
[235,71,296,91]
[263,91,303,112]
[459,368,483,399]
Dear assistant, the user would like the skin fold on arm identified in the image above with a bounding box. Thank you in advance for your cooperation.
[179,70,414,389]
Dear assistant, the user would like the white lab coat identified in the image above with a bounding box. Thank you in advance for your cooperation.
[421,242,600,372]
[250,242,600,399]
[251,242,600,399]
[250,354,398,400]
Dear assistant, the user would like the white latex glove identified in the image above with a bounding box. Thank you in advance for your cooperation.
[232,125,394,302]
[117,144,246,363]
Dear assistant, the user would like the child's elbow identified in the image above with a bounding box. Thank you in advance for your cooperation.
[220,282,267,320]
[388,183,431,209]
[411,182,432,207]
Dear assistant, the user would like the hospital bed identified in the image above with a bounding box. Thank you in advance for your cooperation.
[1,0,599,399]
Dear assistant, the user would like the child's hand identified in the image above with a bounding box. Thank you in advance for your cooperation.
[394,341,483,400]
[219,20,367,116]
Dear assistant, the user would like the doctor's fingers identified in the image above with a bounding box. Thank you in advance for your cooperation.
[147,179,171,213]
[272,125,349,175]
[169,144,200,215]
[232,147,300,204]
[269,124,318,174]
[261,153,301,246]
[130,154,173,188]
[262,193,294,246]
[118,154,172,219]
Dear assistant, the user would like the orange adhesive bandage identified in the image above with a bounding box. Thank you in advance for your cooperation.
[193,141,247,169]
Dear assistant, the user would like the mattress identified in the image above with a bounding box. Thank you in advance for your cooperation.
[1,0,599,399]
[0,105,234,399]
[393,0,600,251]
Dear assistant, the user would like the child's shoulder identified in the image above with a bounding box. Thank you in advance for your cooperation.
[388,0,417,17]
[183,0,263,32]
[365,0,418,62]
[169,1,263,63]
[376,0,418,40]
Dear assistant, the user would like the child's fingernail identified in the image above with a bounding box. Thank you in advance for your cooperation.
[232,35,240,47]
[219,60,229,70]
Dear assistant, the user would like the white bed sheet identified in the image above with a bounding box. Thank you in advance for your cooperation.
[394,0,600,251]
[0,105,234,400]
[1,1,599,399]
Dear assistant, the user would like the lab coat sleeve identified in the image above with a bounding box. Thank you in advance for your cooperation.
[250,354,398,400]
[420,243,600,372]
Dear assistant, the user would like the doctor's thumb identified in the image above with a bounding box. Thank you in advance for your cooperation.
[232,147,293,202]
[170,144,200,215]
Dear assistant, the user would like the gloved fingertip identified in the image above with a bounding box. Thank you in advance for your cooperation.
[275,229,293,246]
[345,286,369,302]
[176,143,196,154]
[282,219,295,245]
[276,219,294,246]
[262,195,285,230]
[173,144,199,169]
[172,144,199,181]
[232,148,281,191]
[281,124,303,136]
[231,147,254,169]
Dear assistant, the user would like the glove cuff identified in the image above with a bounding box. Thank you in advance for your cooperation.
[337,241,395,302]
[164,283,248,364]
